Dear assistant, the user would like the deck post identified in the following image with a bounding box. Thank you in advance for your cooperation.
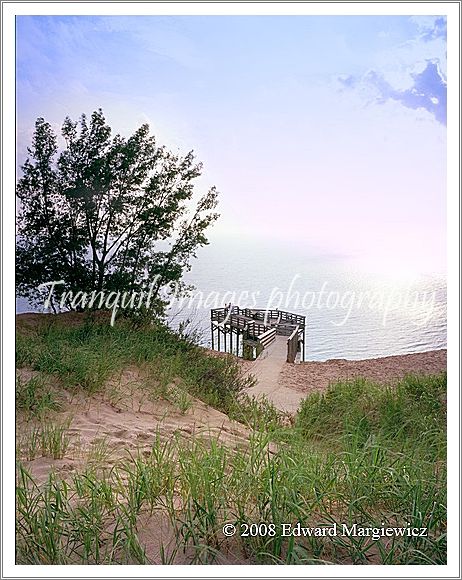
[211,322,214,350]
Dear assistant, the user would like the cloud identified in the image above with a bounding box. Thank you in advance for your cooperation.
[339,60,446,125]
[372,61,446,124]
[412,16,447,42]
[338,75,357,89]
[337,16,447,125]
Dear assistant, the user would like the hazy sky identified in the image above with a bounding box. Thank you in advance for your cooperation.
[16,15,447,274]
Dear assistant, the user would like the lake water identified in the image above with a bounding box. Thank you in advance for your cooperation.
[176,238,447,361]
[16,237,447,362]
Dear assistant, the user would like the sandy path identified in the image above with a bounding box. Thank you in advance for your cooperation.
[245,348,447,414]
[245,336,304,414]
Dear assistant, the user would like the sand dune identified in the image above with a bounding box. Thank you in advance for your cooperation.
[16,317,446,481]
[15,339,447,564]
[241,343,447,413]
[279,349,447,395]
[17,341,447,484]
[16,366,251,485]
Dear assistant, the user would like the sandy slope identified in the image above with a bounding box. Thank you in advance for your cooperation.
[279,349,447,394]
[15,326,446,563]
[15,311,446,471]
[243,348,447,413]
[16,366,251,485]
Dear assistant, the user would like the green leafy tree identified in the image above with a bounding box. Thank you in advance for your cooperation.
[16,109,219,315]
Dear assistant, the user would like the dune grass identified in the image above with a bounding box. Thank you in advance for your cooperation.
[16,316,254,414]
[296,373,446,458]
[15,316,446,565]
[16,374,61,418]
[18,419,72,461]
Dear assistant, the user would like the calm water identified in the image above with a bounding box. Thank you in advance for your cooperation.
[16,237,447,362]
[175,238,446,361]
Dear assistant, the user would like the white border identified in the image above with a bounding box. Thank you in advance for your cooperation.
[2,1,460,16]
[2,2,460,578]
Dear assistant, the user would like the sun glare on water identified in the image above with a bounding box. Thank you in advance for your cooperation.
[351,247,445,282]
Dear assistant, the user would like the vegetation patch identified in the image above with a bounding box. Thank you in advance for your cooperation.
[15,320,446,565]
[16,316,253,414]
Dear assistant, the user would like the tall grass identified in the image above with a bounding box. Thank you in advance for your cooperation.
[15,316,446,565]
[296,374,446,459]
[18,419,71,461]
[16,464,149,564]
[16,373,446,565]
[16,318,253,413]
[16,374,60,418]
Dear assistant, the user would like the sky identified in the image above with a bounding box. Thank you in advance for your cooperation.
[16,15,447,275]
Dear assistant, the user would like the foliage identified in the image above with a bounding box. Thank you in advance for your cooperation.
[16,109,219,317]
[16,374,60,417]
[295,374,446,458]
[17,370,447,565]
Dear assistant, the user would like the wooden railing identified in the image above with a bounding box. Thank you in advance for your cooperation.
[228,315,248,330]
[211,305,305,362]
[287,325,301,363]
[212,306,305,326]
[245,321,271,340]
[257,327,276,348]
[211,308,228,322]
[277,310,305,326]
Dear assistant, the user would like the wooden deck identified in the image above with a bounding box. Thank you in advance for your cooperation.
[210,306,305,363]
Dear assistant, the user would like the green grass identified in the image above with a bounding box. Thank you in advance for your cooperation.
[16,381,446,564]
[16,374,60,418]
[16,317,254,413]
[296,374,446,459]
[18,419,72,461]
[15,316,446,565]
[226,393,286,432]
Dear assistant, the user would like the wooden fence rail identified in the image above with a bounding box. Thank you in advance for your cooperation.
[211,305,305,363]
[245,321,271,339]
[287,325,301,363]
[257,327,277,348]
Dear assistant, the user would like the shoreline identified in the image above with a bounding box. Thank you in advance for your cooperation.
[17,313,445,366]
[303,347,447,364]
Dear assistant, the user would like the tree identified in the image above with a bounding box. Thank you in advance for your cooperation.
[16,109,219,316]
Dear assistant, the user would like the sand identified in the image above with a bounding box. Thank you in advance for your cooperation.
[17,349,446,475]
[243,340,446,413]
[15,314,447,563]
[16,366,251,485]
[15,314,446,486]
[279,349,447,394]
